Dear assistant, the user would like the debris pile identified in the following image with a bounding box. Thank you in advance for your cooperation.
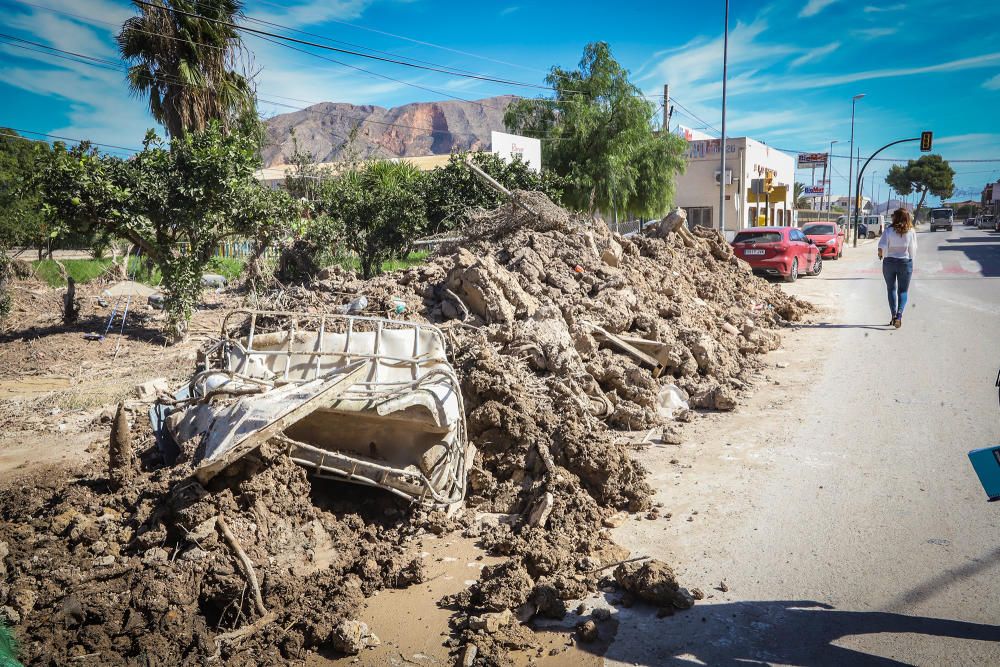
[0,193,809,665]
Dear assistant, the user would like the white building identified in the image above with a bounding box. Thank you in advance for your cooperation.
[674,136,795,239]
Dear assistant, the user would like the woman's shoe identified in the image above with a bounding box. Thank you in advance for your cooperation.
[893,317,902,329]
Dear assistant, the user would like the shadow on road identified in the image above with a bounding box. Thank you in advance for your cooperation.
[939,236,1000,278]
[794,322,889,331]
[885,545,1000,611]
[599,599,1000,666]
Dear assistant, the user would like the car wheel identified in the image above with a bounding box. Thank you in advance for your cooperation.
[867,231,876,239]
[785,258,799,283]
[810,254,823,276]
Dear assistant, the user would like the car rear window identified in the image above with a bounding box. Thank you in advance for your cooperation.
[931,209,953,219]
[802,224,835,235]
[733,232,781,244]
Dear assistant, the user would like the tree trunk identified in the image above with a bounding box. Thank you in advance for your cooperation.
[914,187,929,222]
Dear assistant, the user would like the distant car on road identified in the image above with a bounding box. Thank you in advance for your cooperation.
[801,221,845,260]
[930,208,955,232]
[731,226,822,282]
[978,215,996,230]
[965,216,978,226]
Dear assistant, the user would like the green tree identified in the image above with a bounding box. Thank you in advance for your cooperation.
[793,182,809,209]
[315,161,426,279]
[118,0,255,138]
[504,42,687,217]
[38,121,296,339]
[885,154,955,221]
[421,152,565,234]
[0,129,61,256]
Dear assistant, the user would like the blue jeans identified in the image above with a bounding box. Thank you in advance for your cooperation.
[882,257,912,317]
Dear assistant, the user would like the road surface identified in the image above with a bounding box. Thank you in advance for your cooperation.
[606,225,1000,665]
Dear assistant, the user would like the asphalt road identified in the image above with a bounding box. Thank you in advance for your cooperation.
[605,224,1000,666]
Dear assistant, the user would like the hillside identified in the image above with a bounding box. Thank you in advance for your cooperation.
[261,95,517,167]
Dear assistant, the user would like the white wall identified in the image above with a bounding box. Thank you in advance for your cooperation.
[491,131,541,172]
[674,137,794,237]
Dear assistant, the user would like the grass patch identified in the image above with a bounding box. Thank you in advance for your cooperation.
[31,256,246,288]
[335,250,430,274]
[205,256,245,282]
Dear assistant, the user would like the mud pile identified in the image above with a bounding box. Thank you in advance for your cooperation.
[284,195,808,662]
[0,194,809,666]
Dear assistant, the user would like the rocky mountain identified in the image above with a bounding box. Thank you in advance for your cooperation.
[261,95,517,167]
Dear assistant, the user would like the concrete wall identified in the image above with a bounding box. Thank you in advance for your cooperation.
[674,137,794,239]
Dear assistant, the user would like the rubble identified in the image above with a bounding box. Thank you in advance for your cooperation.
[0,190,809,666]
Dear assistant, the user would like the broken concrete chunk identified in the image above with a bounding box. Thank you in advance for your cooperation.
[134,378,169,402]
[330,619,377,655]
[576,619,599,642]
[468,609,512,633]
[461,644,478,667]
[527,492,554,528]
[201,273,226,288]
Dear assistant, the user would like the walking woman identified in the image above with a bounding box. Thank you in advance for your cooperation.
[877,208,917,328]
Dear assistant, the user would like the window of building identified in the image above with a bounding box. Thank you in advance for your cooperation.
[684,207,713,229]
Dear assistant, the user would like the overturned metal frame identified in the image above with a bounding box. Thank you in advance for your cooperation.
[206,309,471,506]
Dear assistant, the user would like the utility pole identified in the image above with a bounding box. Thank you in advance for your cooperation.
[825,140,837,213]
[719,0,730,235]
[847,94,865,246]
[663,84,670,131]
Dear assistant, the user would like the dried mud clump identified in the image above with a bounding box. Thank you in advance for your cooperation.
[0,446,422,665]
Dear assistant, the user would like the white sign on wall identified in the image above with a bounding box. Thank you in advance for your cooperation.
[491,131,541,172]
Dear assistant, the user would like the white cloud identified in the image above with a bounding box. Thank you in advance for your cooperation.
[863,3,906,12]
[6,7,119,59]
[790,42,840,67]
[984,74,1000,90]
[756,51,1000,93]
[852,27,898,39]
[799,0,837,18]
[500,6,520,16]
[252,0,375,28]
[936,133,1000,145]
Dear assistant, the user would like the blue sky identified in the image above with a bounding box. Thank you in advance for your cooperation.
[1,0,999,204]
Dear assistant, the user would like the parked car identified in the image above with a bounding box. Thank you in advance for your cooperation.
[978,215,996,230]
[965,216,978,226]
[801,221,845,260]
[731,226,822,282]
[929,208,955,232]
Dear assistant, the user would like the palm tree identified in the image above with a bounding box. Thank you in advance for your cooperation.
[793,181,810,209]
[118,0,256,138]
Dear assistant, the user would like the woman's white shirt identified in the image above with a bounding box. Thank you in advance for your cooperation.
[878,227,917,260]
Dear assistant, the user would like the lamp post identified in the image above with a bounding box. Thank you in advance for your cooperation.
[847,93,865,247]
[718,0,730,235]
[827,139,838,213]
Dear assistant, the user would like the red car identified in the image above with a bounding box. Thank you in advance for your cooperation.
[731,226,822,282]
[801,221,845,260]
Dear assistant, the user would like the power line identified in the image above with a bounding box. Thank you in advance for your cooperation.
[251,0,548,76]
[132,0,562,93]
[0,128,141,152]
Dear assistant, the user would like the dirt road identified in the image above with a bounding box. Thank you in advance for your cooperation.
[606,226,1000,665]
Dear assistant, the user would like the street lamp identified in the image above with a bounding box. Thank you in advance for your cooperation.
[718,0,730,235]
[827,139,839,213]
[847,93,865,247]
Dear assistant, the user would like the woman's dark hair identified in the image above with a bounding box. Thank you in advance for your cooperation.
[891,208,913,234]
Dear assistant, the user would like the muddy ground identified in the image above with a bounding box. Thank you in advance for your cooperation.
[0,199,812,666]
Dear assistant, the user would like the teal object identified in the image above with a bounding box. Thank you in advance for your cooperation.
[968,445,1000,501]
[0,621,22,667]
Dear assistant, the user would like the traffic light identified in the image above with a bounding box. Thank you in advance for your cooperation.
[920,131,933,152]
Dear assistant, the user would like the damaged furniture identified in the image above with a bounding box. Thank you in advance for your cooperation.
[154,309,473,507]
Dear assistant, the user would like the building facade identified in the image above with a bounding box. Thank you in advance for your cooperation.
[674,136,795,239]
